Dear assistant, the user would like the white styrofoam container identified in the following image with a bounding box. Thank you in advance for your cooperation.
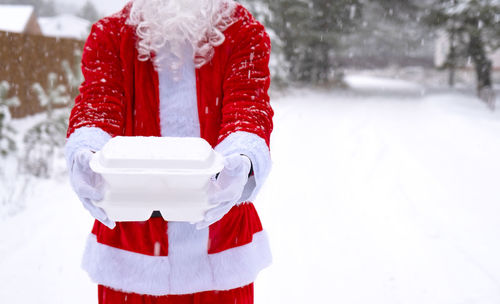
[89,136,224,222]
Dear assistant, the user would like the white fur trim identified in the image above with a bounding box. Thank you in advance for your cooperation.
[215,131,272,202]
[81,230,272,295]
[167,222,213,293]
[64,127,112,170]
[158,43,200,138]
[210,230,273,291]
[82,235,172,295]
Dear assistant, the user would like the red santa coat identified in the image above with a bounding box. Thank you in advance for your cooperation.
[66,2,273,296]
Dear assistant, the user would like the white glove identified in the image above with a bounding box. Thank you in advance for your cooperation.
[69,149,115,229]
[196,154,252,229]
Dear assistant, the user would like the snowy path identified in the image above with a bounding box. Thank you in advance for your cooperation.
[256,89,500,304]
[2,85,500,303]
[0,178,96,303]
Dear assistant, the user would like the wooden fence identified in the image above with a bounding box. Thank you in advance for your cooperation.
[0,30,84,118]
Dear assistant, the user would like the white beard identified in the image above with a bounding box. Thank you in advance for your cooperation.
[127,0,236,71]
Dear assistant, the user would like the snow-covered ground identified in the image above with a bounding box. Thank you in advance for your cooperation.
[2,75,500,303]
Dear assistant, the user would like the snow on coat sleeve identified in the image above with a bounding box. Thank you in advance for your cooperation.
[215,7,274,203]
[67,17,126,139]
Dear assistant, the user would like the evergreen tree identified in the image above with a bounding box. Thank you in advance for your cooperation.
[344,0,433,67]
[427,0,500,99]
[0,0,57,17]
[38,0,56,17]
[258,0,363,84]
[78,0,100,23]
[305,0,362,83]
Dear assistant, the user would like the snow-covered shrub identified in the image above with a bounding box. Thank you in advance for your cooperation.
[61,59,83,92]
[32,73,71,119]
[22,73,71,178]
[21,115,68,178]
[0,81,27,215]
[0,159,32,217]
[0,81,20,157]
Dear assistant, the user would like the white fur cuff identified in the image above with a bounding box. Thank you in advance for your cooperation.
[81,231,272,295]
[215,131,272,202]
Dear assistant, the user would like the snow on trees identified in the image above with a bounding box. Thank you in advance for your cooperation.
[426,0,500,107]
[242,0,363,84]
[31,72,70,119]
[0,81,19,157]
[77,0,100,23]
[22,73,70,177]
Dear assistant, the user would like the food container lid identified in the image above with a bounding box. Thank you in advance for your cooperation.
[90,136,224,174]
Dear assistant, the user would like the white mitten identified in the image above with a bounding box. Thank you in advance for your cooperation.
[196,153,252,229]
[69,149,115,229]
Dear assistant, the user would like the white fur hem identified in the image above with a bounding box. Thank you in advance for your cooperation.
[215,131,272,202]
[65,127,112,169]
[81,230,272,295]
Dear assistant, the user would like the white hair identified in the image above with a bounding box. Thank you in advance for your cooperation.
[126,0,237,71]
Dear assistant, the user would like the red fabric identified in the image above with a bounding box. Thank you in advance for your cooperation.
[98,284,254,304]
[208,203,263,254]
[92,217,169,256]
[68,3,272,256]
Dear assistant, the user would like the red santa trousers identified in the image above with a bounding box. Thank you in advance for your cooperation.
[98,284,254,304]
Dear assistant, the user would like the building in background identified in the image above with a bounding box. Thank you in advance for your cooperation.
[0,5,85,118]
[38,14,91,40]
[0,4,90,40]
[0,5,42,35]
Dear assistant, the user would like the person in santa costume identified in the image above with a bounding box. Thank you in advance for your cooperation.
[64,0,273,303]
